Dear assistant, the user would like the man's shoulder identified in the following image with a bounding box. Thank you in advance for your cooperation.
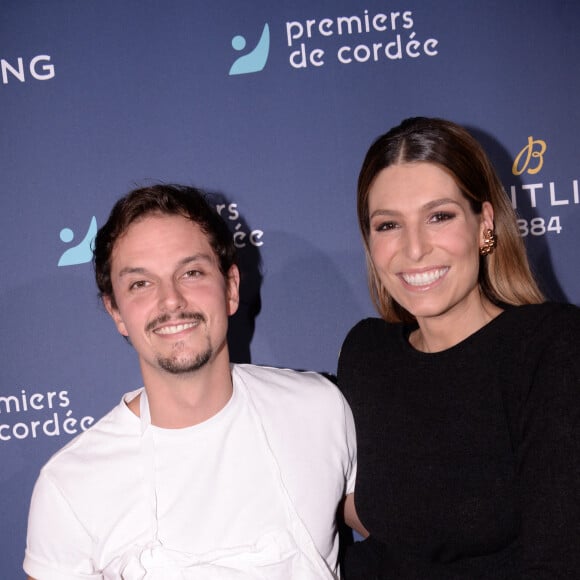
[40,390,141,478]
[233,363,344,410]
[232,364,352,459]
[233,363,334,392]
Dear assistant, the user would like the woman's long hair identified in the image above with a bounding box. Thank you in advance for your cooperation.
[357,117,544,322]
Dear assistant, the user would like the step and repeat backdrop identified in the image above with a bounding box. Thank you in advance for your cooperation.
[1,1,579,576]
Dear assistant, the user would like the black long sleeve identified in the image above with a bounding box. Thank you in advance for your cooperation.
[338,303,580,579]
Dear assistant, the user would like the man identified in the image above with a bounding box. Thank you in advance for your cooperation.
[24,184,356,579]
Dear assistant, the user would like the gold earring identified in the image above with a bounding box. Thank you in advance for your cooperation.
[479,228,497,256]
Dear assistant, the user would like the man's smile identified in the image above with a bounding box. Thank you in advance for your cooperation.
[154,321,199,335]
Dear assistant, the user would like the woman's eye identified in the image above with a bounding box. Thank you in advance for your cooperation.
[374,221,398,232]
[430,211,454,223]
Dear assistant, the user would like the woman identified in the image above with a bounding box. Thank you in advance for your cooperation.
[339,117,580,579]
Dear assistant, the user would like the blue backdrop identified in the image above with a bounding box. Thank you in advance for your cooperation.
[2,1,579,576]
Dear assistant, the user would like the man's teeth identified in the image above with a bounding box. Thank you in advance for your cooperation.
[155,322,197,335]
[402,268,448,287]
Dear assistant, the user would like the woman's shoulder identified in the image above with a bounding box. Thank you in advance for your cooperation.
[497,302,580,368]
[346,316,386,333]
[342,317,402,345]
[510,301,580,315]
[502,301,580,333]
[338,317,408,368]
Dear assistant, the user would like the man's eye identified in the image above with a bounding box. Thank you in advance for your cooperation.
[183,270,202,278]
[129,280,148,290]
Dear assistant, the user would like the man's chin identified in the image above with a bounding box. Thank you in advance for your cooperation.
[157,350,212,375]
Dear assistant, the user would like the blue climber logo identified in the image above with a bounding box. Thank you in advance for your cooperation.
[229,23,270,75]
[58,216,97,267]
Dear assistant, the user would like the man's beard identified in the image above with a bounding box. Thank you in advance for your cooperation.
[148,312,213,375]
[157,345,213,375]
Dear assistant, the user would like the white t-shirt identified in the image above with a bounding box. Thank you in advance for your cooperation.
[24,364,356,579]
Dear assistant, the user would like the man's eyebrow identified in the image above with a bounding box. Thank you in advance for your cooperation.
[177,253,215,267]
[117,253,215,278]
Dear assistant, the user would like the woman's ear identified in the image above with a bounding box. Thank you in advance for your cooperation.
[480,201,495,232]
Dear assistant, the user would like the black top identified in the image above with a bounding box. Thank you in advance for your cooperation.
[338,303,580,579]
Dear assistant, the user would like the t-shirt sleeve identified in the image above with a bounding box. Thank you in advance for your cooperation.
[518,305,580,577]
[24,470,101,580]
[343,395,357,495]
[338,320,371,495]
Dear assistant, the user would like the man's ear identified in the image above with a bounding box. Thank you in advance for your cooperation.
[103,295,129,337]
[226,265,240,317]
